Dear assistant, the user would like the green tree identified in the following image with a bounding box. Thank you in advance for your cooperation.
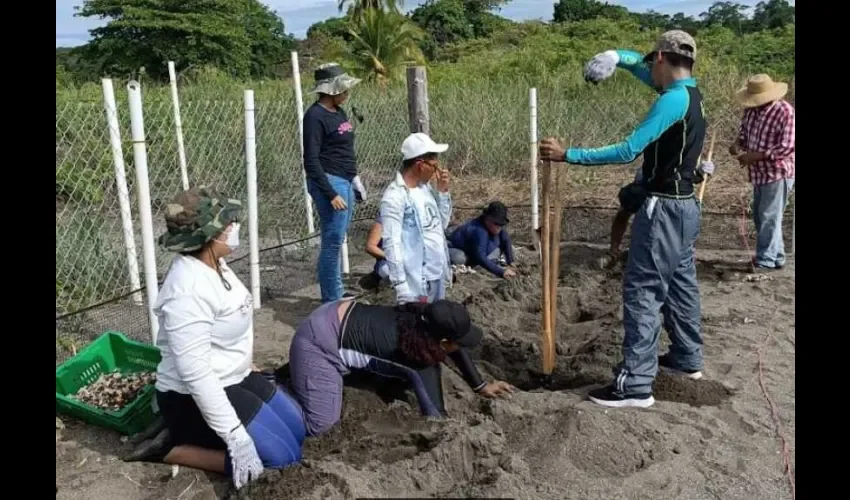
[307,17,352,41]
[346,8,424,85]
[411,0,474,58]
[667,12,702,34]
[751,0,795,30]
[75,0,294,80]
[553,0,628,24]
[338,0,403,20]
[699,1,750,31]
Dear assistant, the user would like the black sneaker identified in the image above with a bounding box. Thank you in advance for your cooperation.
[588,385,655,408]
[123,428,173,463]
[658,354,703,380]
[751,259,784,271]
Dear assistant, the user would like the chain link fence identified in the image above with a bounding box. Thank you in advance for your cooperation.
[56,71,794,364]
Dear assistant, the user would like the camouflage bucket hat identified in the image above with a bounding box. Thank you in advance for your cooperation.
[643,30,697,63]
[309,63,361,96]
[158,186,242,253]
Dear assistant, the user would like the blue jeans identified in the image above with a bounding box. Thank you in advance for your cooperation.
[753,179,794,268]
[308,174,354,303]
[616,197,702,397]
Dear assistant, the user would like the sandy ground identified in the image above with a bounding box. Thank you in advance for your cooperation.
[56,243,795,500]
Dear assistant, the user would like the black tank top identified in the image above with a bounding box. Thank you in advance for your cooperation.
[340,303,484,390]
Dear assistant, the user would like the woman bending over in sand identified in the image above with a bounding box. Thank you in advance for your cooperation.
[288,298,516,436]
[126,187,305,490]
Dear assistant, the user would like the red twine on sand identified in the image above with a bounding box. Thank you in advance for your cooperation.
[756,331,796,500]
[741,191,795,499]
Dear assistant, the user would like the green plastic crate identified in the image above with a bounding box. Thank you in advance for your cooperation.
[56,331,161,435]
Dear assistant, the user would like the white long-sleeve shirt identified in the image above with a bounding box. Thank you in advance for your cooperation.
[154,254,254,440]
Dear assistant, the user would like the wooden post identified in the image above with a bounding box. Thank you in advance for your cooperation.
[540,161,555,375]
[406,66,430,135]
[549,167,564,349]
[697,129,717,204]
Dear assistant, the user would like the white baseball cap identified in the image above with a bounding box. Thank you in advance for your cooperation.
[401,132,449,161]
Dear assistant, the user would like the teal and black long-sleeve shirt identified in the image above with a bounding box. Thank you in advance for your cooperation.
[566,50,707,198]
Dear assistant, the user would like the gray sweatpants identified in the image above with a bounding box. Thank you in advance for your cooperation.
[615,196,703,397]
[288,301,346,436]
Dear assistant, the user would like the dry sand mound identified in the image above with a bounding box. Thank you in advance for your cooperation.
[232,247,739,500]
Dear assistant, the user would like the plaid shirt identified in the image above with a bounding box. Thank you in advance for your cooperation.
[737,99,795,185]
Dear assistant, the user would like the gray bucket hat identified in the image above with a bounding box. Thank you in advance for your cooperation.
[309,63,361,96]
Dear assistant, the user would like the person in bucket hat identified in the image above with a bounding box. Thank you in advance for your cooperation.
[540,30,715,409]
[303,63,366,303]
[126,186,306,490]
[446,201,518,279]
[730,74,795,270]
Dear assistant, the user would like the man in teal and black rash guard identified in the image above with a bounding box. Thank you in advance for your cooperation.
[540,30,713,409]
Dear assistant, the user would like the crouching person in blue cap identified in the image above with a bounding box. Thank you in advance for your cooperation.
[287,298,515,436]
[541,31,715,408]
[124,187,305,490]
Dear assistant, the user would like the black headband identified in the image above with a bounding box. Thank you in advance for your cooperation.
[314,65,345,81]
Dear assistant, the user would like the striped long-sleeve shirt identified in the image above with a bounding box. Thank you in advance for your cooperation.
[738,100,795,186]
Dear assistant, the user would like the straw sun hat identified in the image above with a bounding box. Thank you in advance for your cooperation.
[736,74,789,108]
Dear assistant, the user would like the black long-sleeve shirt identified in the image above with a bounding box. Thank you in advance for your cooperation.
[302,102,357,200]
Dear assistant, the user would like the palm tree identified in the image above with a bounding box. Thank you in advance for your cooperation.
[346,8,424,86]
[338,0,403,20]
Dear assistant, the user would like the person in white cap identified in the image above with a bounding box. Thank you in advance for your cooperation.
[730,74,795,270]
[380,133,453,305]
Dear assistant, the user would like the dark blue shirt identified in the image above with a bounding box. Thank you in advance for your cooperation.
[302,102,357,200]
[448,217,514,278]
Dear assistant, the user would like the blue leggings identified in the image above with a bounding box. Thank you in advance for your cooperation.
[157,371,306,474]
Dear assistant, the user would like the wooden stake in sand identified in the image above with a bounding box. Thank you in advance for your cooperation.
[548,166,564,365]
[540,160,554,374]
[697,128,717,204]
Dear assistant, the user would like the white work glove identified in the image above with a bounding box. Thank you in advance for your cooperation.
[352,175,367,203]
[584,50,619,84]
[698,160,715,176]
[224,425,264,489]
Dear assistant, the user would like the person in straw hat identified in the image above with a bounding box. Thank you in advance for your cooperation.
[303,62,366,303]
[124,187,306,490]
[540,30,716,409]
[729,74,795,270]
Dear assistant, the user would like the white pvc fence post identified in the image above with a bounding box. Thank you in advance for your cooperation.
[291,51,316,235]
[529,88,539,238]
[244,90,261,309]
[102,78,143,306]
[127,81,160,343]
[168,61,190,190]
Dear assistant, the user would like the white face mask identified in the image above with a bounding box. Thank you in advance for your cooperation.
[223,223,240,250]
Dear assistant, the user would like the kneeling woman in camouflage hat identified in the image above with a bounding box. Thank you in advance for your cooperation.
[135,187,306,489]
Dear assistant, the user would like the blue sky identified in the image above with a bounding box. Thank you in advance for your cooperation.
[56,0,779,47]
